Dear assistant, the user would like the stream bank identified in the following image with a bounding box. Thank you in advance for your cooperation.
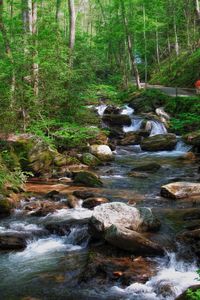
[0,99,200,300]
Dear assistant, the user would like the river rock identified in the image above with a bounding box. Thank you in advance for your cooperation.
[73,190,96,199]
[161,182,200,199]
[0,232,26,250]
[119,132,142,146]
[90,203,161,239]
[23,200,67,216]
[102,114,131,127]
[90,144,113,161]
[82,197,109,209]
[74,171,103,187]
[67,194,80,208]
[141,134,177,151]
[105,225,164,255]
[131,163,161,173]
[103,105,121,115]
[81,153,101,167]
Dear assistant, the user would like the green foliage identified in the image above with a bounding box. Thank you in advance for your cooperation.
[165,96,200,133]
[80,84,120,105]
[187,270,200,299]
[53,123,100,149]
[150,50,200,88]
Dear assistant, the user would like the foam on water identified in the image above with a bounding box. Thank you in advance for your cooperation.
[150,120,168,136]
[45,207,93,222]
[96,104,107,116]
[123,118,143,133]
[121,105,134,115]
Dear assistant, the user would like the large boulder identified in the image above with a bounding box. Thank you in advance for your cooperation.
[74,171,103,187]
[105,225,164,255]
[161,182,200,199]
[141,134,177,151]
[0,232,26,250]
[90,144,114,161]
[102,114,131,127]
[90,202,161,238]
[177,228,200,258]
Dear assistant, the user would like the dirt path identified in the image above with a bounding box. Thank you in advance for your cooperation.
[140,83,196,97]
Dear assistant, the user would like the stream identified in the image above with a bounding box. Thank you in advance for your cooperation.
[0,105,199,300]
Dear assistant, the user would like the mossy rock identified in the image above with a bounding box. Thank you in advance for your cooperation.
[141,134,177,151]
[183,131,200,147]
[74,171,103,187]
[82,153,101,167]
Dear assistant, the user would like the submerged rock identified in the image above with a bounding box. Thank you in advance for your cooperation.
[74,171,103,187]
[0,197,12,216]
[90,144,113,161]
[131,163,161,173]
[161,182,200,199]
[141,134,177,151]
[177,228,200,258]
[105,225,164,255]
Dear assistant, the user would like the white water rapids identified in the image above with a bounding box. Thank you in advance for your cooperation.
[109,252,198,300]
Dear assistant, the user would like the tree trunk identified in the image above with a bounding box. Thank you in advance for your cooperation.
[155,19,160,66]
[0,0,16,105]
[196,0,200,19]
[68,0,76,50]
[32,1,38,97]
[143,5,148,86]
[120,0,141,89]
[68,0,76,66]
[56,0,62,22]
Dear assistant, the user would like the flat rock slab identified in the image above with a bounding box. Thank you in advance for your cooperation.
[161,182,200,199]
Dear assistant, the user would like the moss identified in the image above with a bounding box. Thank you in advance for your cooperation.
[0,198,12,215]
[74,171,103,187]
[82,153,101,167]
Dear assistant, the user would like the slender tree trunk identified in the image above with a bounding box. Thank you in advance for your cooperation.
[155,19,160,66]
[68,0,75,49]
[32,1,38,97]
[173,6,179,56]
[196,0,200,19]
[143,5,148,86]
[68,0,76,66]
[56,0,62,22]
[120,0,141,89]
[0,0,16,105]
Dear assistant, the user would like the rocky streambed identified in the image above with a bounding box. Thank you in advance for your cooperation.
[0,102,200,300]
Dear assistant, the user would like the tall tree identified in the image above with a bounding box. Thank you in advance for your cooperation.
[120,0,141,89]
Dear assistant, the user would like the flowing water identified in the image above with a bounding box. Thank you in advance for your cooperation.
[0,105,199,299]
